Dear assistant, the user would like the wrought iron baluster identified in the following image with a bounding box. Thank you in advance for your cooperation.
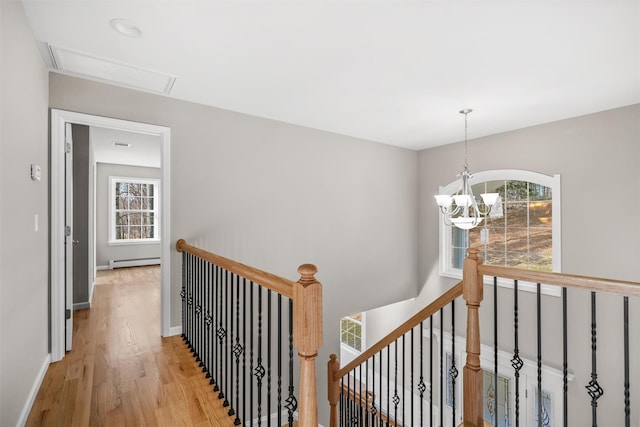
[255,286,265,425]
[393,339,400,423]
[212,265,219,389]
[242,278,247,426]
[223,271,230,408]
[585,292,603,427]
[286,299,296,426]
[450,299,458,426]
[227,273,236,418]
[203,260,211,378]
[340,376,344,427]
[562,287,568,427]
[418,321,425,427]
[402,335,405,425]
[195,257,201,365]
[410,328,414,427]
[371,354,377,427]
[249,281,254,425]
[217,267,226,398]
[359,364,364,426]
[232,274,242,425]
[430,315,433,427]
[386,345,390,427]
[365,359,370,427]
[624,296,630,427]
[267,290,272,427]
[537,283,542,427]
[493,276,498,426]
[439,308,443,427]
[511,280,523,427]
[208,264,215,385]
[277,294,282,427]
[180,252,187,342]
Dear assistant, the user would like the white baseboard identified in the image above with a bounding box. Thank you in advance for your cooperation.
[168,325,182,336]
[96,265,109,271]
[16,353,51,427]
[73,302,90,310]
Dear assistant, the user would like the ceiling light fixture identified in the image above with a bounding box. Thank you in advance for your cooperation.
[434,109,499,230]
[110,18,142,38]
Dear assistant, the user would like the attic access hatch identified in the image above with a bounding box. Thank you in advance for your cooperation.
[46,44,176,94]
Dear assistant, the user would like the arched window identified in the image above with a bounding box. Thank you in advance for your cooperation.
[438,170,561,294]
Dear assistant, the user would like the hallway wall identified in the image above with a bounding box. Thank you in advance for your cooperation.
[0,1,50,426]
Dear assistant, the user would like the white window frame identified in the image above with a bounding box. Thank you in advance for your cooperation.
[109,176,160,245]
[438,169,561,296]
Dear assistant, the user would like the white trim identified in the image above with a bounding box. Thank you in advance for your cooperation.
[168,325,183,336]
[16,354,51,427]
[108,176,160,244]
[50,109,172,363]
[437,169,562,297]
[96,265,110,271]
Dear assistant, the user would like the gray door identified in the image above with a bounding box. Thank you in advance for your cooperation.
[72,124,90,309]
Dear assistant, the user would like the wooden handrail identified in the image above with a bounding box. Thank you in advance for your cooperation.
[478,264,640,298]
[176,238,295,298]
[328,282,462,427]
[176,239,322,427]
[333,281,463,380]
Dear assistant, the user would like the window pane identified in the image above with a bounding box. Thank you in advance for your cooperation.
[445,175,555,274]
[506,202,528,227]
[506,227,528,253]
[506,251,528,268]
[529,183,552,201]
[529,254,552,271]
[530,201,552,227]
[529,228,552,255]
[504,181,529,201]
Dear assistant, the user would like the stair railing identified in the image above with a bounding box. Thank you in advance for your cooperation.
[467,247,640,427]
[328,281,465,427]
[177,239,322,427]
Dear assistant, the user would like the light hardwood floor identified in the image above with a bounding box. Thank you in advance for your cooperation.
[26,266,237,427]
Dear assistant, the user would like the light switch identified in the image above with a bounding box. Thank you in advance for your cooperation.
[35,214,39,232]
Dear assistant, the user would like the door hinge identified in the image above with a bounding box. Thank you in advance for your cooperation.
[65,142,71,154]
[65,226,71,237]
[65,309,71,320]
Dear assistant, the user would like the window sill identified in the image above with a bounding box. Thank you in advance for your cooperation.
[108,239,161,246]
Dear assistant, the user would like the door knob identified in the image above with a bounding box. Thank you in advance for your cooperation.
[73,240,79,245]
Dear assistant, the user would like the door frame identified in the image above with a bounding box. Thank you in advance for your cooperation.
[50,109,172,362]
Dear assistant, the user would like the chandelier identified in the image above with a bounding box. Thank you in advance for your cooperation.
[434,109,499,230]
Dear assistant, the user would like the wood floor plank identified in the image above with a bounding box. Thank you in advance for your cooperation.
[26,266,237,427]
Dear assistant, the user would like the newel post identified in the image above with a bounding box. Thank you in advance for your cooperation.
[463,247,484,426]
[294,264,323,427]
[327,354,340,427]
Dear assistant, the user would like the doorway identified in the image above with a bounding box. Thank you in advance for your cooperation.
[50,109,171,362]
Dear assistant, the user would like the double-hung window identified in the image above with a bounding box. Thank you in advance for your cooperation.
[109,177,160,244]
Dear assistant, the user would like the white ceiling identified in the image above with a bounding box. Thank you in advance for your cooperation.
[22,0,640,150]
[91,126,161,168]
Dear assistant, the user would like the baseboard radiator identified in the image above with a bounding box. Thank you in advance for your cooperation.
[108,257,161,269]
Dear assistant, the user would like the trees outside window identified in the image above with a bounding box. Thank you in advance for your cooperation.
[109,177,160,243]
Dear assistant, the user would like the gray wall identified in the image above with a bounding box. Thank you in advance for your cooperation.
[49,73,419,424]
[0,2,50,426]
[365,104,640,425]
[95,163,162,267]
[72,124,90,307]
